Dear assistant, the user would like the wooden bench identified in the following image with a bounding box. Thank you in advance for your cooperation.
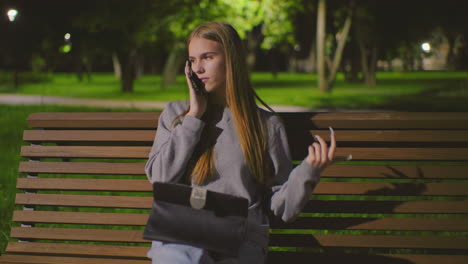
[1,111,467,264]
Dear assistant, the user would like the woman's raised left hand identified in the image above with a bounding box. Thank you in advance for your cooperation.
[305,127,336,168]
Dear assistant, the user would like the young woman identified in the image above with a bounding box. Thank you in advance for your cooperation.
[145,22,336,264]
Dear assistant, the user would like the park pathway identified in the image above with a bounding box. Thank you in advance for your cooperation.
[0,94,313,112]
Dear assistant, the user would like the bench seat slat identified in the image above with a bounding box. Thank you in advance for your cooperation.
[16,178,468,196]
[15,193,152,208]
[20,146,468,160]
[272,217,468,231]
[10,227,147,243]
[23,130,156,142]
[6,242,149,258]
[306,112,468,129]
[15,193,468,213]
[312,130,468,142]
[322,165,468,179]
[0,254,150,264]
[315,182,468,196]
[19,161,145,175]
[269,233,468,249]
[13,211,148,225]
[21,146,151,159]
[16,178,151,192]
[23,130,468,143]
[27,112,160,129]
[302,200,468,214]
[14,211,468,231]
[267,252,468,264]
[27,112,468,129]
[333,148,468,161]
[6,242,148,258]
[19,161,468,179]
[11,227,468,249]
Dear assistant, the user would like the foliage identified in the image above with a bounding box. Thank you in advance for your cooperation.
[165,0,302,49]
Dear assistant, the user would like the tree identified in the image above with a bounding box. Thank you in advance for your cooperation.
[316,0,354,92]
[159,0,302,88]
[74,0,188,93]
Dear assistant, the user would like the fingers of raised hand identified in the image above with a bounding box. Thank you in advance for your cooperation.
[306,128,337,168]
[328,126,336,161]
[307,141,326,168]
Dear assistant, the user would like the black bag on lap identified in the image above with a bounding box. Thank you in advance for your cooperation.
[143,182,249,257]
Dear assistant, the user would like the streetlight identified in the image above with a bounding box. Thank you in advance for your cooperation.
[7,9,18,22]
[421,42,431,53]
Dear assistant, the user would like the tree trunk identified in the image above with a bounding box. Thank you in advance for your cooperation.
[327,2,354,89]
[355,19,376,86]
[85,56,93,82]
[76,63,84,82]
[246,29,260,72]
[161,43,184,90]
[308,39,316,73]
[366,47,377,86]
[316,0,327,92]
[348,50,360,83]
[112,53,122,79]
[13,70,19,90]
[446,35,456,70]
[118,47,138,93]
[135,53,144,79]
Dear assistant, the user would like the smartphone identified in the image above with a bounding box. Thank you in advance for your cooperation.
[187,60,206,96]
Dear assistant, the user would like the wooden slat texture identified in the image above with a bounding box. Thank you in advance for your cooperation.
[314,182,468,196]
[23,129,468,143]
[19,161,145,175]
[0,255,150,264]
[6,242,148,258]
[272,217,468,231]
[296,112,468,129]
[27,112,160,129]
[20,145,468,160]
[266,252,468,264]
[19,162,468,179]
[322,165,468,179]
[13,211,148,225]
[15,193,152,208]
[328,148,468,161]
[10,227,468,249]
[10,227,146,243]
[23,130,156,142]
[268,233,468,249]
[16,178,152,192]
[15,193,468,213]
[16,178,468,196]
[312,130,468,142]
[17,211,467,232]
[302,200,468,214]
[21,146,151,158]
[27,112,468,129]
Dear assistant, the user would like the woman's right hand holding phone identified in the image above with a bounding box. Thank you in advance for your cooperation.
[185,60,207,119]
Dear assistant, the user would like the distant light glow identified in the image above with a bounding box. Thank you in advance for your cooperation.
[60,44,72,53]
[64,33,71,40]
[7,9,18,22]
[421,43,431,52]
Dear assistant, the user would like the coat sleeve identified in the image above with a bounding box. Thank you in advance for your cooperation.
[145,101,205,183]
[268,116,321,223]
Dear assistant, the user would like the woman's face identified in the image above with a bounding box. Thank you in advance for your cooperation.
[188,37,226,95]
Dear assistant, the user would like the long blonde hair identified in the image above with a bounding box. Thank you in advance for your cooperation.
[179,22,273,185]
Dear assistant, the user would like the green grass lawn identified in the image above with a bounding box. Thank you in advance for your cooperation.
[1,71,467,111]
